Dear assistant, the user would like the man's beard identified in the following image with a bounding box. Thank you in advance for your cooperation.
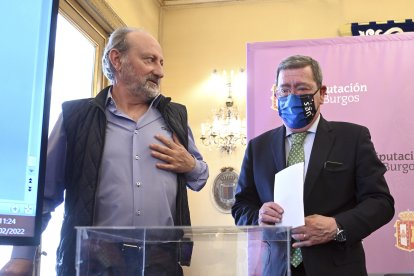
[120,61,161,101]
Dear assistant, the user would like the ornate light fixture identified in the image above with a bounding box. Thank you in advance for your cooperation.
[200,70,247,154]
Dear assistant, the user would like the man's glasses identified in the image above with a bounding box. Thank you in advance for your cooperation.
[273,86,319,98]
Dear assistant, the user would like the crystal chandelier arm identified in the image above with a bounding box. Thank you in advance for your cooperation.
[199,68,247,154]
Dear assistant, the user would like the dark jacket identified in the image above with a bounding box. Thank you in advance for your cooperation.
[56,86,191,275]
[232,116,394,276]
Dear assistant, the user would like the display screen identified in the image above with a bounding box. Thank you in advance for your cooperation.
[0,0,58,245]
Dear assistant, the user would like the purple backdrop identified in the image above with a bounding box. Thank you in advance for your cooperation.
[246,32,414,273]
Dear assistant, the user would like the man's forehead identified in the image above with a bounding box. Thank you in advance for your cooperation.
[279,67,313,77]
[280,65,312,73]
[277,67,315,84]
[127,32,162,49]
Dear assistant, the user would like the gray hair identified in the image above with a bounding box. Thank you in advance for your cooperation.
[102,27,145,83]
[275,55,323,88]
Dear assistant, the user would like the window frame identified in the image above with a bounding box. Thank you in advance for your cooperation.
[58,0,126,95]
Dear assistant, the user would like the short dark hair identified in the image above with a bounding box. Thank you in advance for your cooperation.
[275,55,323,87]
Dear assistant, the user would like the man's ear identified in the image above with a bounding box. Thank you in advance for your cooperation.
[319,85,327,104]
[270,84,278,111]
[109,49,122,71]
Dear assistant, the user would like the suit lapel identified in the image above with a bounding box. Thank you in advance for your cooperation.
[271,126,287,172]
[304,117,335,201]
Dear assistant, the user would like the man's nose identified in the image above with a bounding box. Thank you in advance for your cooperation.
[153,63,164,79]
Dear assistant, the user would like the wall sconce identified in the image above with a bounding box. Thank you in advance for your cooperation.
[200,69,247,154]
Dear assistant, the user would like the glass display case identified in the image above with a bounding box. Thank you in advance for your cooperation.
[76,226,291,276]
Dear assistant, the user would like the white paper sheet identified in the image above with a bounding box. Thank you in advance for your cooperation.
[273,162,305,228]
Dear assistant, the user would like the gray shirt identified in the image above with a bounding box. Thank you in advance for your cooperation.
[12,93,208,259]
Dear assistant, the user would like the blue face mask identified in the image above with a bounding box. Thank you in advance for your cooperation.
[277,90,319,129]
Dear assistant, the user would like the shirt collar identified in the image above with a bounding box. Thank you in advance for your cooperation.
[105,86,161,109]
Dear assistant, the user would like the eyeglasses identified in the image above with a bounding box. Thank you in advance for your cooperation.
[273,85,319,98]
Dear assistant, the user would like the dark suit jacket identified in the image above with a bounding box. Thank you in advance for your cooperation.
[232,116,394,276]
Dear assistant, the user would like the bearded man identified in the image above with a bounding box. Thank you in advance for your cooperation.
[2,27,208,276]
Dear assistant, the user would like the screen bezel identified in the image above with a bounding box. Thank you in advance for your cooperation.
[0,0,59,246]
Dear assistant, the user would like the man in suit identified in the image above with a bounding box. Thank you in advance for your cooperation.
[231,55,394,276]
